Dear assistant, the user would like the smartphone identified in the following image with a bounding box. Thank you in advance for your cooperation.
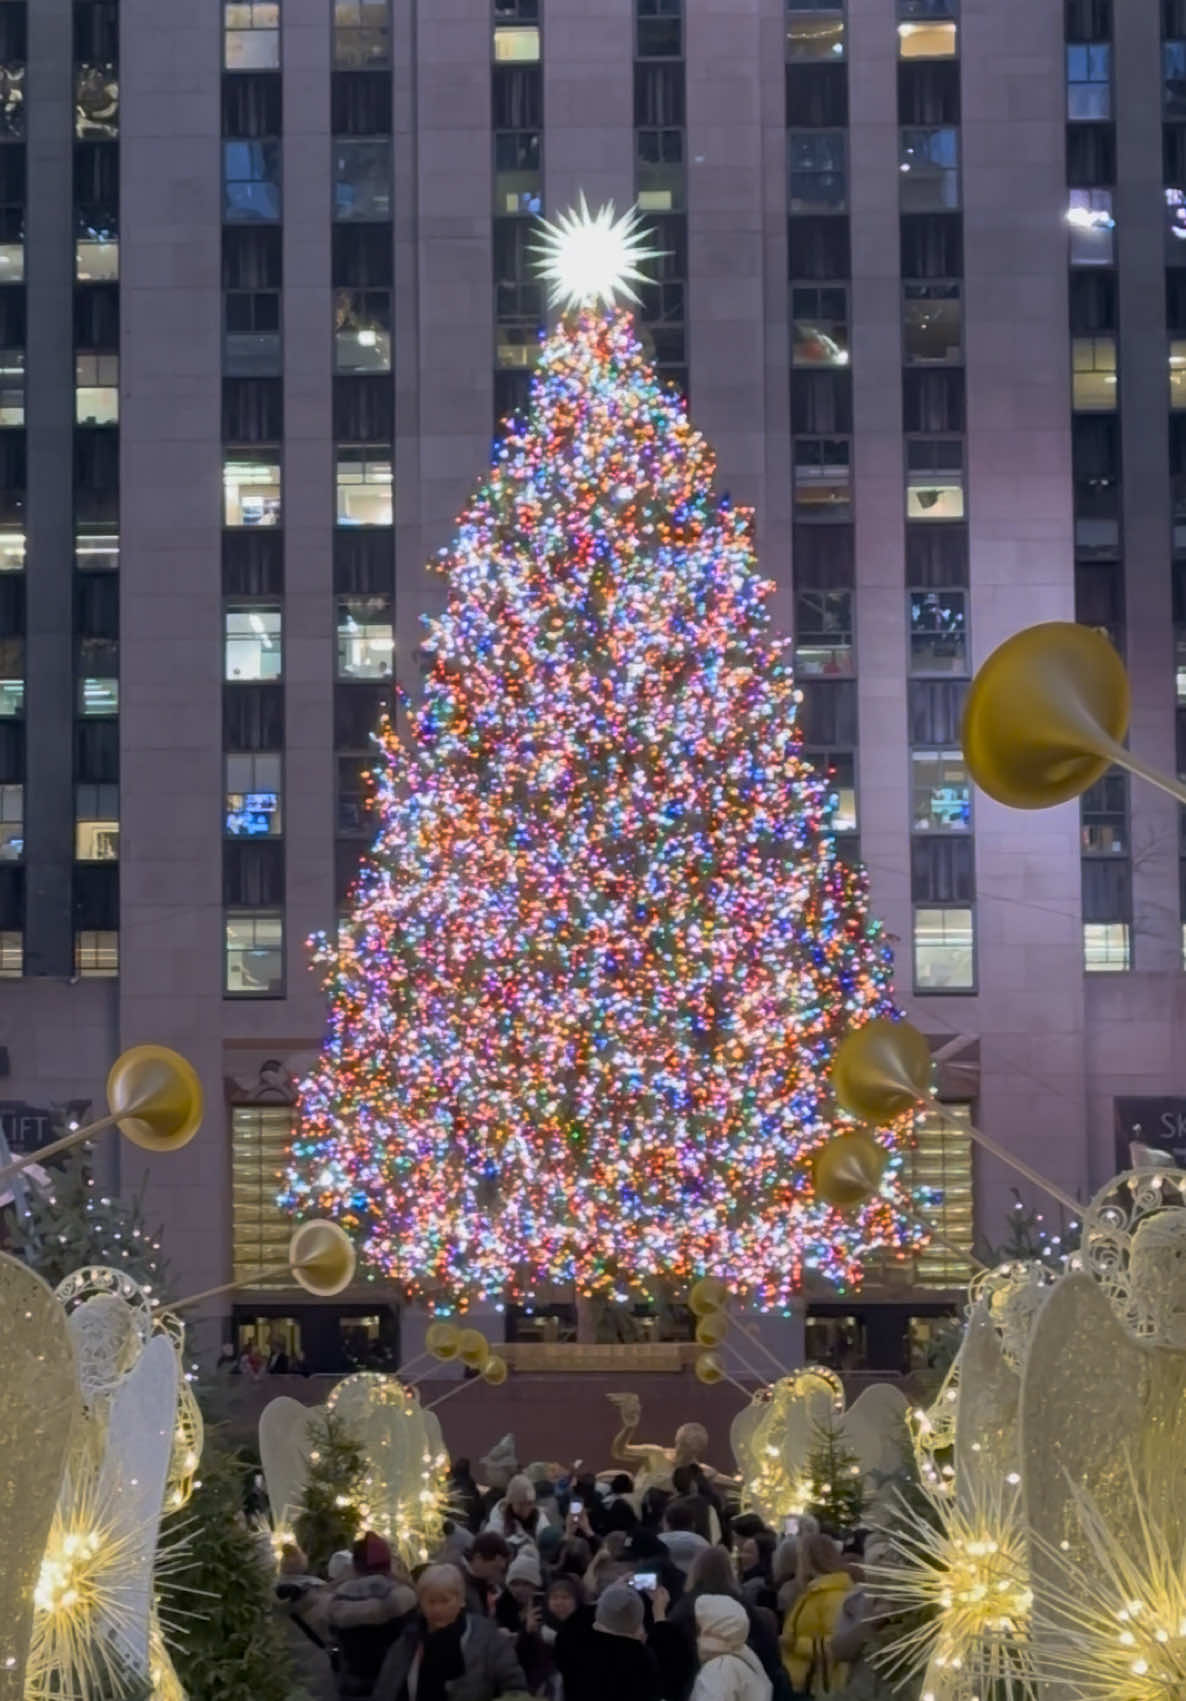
[570,1498,584,1517]
[630,1572,658,1593]
[782,1515,800,1536]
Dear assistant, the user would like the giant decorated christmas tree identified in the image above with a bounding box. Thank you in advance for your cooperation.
[283,203,920,1309]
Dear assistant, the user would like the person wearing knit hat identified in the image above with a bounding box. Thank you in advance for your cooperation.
[552,1583,665,1701]
[485,1470,554,1549]
[690,1596,773,1701]
[505,1547,542,1598]
[328,1532,415,1698]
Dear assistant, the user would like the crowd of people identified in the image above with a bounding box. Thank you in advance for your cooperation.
[274,1436,887,1701]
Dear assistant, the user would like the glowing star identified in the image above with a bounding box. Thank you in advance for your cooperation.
[531,193,663,311]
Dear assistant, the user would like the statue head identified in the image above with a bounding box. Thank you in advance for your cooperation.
[674,1421,708,1462]
[1129,1210,1186,1348]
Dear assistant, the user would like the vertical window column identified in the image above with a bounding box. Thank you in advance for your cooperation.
[333,0,392,919]
[493,0,542,428]
[222,4,285,997]
[0,0,20,974]
[634,0,686,398]
[895,0,974,993]
[788,0,854,861]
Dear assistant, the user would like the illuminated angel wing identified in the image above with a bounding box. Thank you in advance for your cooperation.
[259,1395,317,1535]
[97,1334,178,1675]
[328,1374,446,1567]
[955,1301,1019,1502]
[843,1382,910,1502]
[1020,1273,1147,1614]
[0,1254,78,1701]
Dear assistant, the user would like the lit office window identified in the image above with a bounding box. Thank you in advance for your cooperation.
[75,63,118,140]
[226,753,283,838]
[75,353,118,425]
[225,606,283,682]
[1083,920,1129,972]
[75,784,119,861]
[902,1105,974,1289]
[333,0,390,69]
[493,23,539,61]
[805,749,856,833]
[0,527,21,572]
[75,929,118,978]
[1071,336,1116,411]
[76,233,118,281]
[793,438,852,516]
[225,911,284,996]
[0,348,20,424]
[899,127,959,212]
[334,289,391,374]
[335,449,392,526]
[911,750,970,832]
[913,906,974,991]
[1081,772,1127,855]
[223,140,281,222]
[232,1106,296,1281]
[791,286,849,367]
[79,678,118,716]
[794,588,853,676]
[0,781,20,859]
[0,930,19,976]
[75,526,118,571]
[494,130,542,216]
[224,1,280,71]
[224,453,282,527]
[0,680,22,716]
[906,438,965,521]
[898,20,956,57]
[787,10,845,61]
[1067,189,1114,265]
[909,589,967,674]
[336,595,393,679]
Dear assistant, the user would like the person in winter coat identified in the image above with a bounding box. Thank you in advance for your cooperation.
[463,1532,512,1619]
[372,1564,527,1701]
[556,1583,664,1701]
[690,1597,773,1701]
[779,1539,853,1699]
[669,1547,788,1701]
[328,1533,416,1699]
[485,1474,554,1550]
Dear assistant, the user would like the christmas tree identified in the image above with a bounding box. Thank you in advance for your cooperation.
[804,1412,865,1537]
[283,202,920,1309]
[294,1411,367,1572]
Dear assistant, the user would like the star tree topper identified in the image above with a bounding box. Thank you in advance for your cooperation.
[531,192,665,312]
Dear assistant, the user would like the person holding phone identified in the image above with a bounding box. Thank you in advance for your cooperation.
[556,1584,664,1701]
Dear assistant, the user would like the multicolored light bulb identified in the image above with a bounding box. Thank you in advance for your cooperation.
[281,307,922,1308]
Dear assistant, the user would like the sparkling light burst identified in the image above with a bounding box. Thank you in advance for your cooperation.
[1033,1467,1186,1701]
[281,305,923,1307]
[531,193,664,311]
[871,1476,1035,1701]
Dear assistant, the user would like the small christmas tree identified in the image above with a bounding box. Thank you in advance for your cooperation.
[283,201,920,1309]
[166,1444,292,1701]
[805,1412,865,1537]
[980,1188,1081,1274]
[4,1146,166,1294]
[295,1410,367,1572]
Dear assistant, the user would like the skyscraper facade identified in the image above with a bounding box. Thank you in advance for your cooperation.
[0,0,1180,1370]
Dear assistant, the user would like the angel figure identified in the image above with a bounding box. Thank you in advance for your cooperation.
[1020,1169,1186,1697]
[606,1393,736,1496]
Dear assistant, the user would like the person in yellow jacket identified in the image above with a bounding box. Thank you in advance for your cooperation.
[779,1536,853,1698]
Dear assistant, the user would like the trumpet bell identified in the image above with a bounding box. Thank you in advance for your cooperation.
[689,1276,728,1317]
[813,1131,889,1211]
[457,1328,491,1370]
[106,1044,204,1152]
[482,1355,508,1386]
[832,1018,931,1122]
[962,621,1129,810]
[289,1220,356,1297]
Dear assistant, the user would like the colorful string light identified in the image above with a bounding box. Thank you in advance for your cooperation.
[282,307,923,1308]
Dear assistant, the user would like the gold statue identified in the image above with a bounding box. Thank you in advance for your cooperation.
[606,1393,736,1495]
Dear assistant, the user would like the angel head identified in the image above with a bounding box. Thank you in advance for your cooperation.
[1129,1210,1186,1347]
[986,1264,1053,1368]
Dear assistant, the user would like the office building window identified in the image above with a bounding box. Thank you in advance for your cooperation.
[226,752,282,838]
[224,452,281,527]
[225,909,284,995]
[1172,339,1186,408]
[902,1104,974,1288]
[0,929,18,976]
[225,290,281,376]
[1081,771,1126,855]
[789,131,846,212]
[225,605,282,681]
[332,139,391,221]
[334,288,391,373]
[1168,40,1186,118]
[909,588,967,674]
[494,129,541,216]
[1067,42,1111,119]
[906,437,965,520]
[913,905,974,991]
[805,748,856,832]
[637,0,682,59]
[911,749,970,831]
[231,1105,296,1281]
[1066,188,1114,264]
[223,139,281,222]
[493,21,539,61]
[791,285,848,367]
[903,282,961,362]
[225,1,280,71]
[898,19,956,57]
[793,437,851,516]
[787,9,845,61]
[0,345,20,424]
[0,779,19,858]
[336,594,393,679]
[79,677,118,716]
[1083,919,1129,971]
[637,127,684,213]
[75,783,118,861]
[899,127,959,211]
[75,352,117,425]
[76,525,116,572]
[794,587,853,676]
[1072,335,1116,410]
[333,0,389,69]
[335,447,392,526]
[75,928,118,977]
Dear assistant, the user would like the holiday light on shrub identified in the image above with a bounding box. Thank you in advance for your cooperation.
[281,203,923,1306]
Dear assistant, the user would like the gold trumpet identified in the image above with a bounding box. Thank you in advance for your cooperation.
[0,1043,203,1186]
[168,1219,357,1312]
